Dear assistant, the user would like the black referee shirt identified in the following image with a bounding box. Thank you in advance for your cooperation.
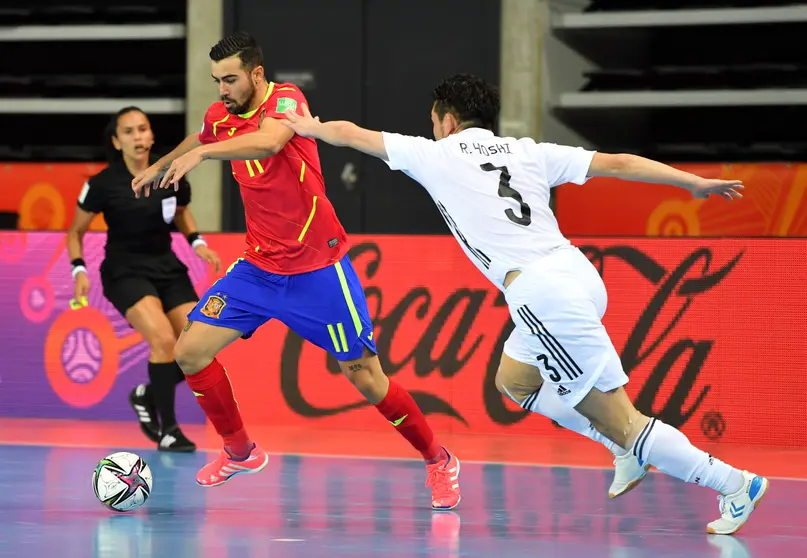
[78,156,192,278]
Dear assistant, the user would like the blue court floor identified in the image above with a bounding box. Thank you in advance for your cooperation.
[1,443,803,558]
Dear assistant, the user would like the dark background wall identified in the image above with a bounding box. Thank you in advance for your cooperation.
[222,0,501,234]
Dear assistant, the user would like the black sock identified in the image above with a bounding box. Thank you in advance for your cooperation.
[148,362,180,433]
[173,362,187,385]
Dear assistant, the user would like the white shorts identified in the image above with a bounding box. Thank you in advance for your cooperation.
[502,246,628,407]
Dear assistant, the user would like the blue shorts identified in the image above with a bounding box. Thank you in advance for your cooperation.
[187,255,377,361]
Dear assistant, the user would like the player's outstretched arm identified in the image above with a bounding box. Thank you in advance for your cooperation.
[155,118,294,190]
[588,152,744,201]
[282,104,389,161]
[196,117,293,162]
[132,133,201,198]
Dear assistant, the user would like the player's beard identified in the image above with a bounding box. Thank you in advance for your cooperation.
[225,84,257,115]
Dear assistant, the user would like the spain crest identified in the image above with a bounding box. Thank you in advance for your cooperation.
[200,295,226,319]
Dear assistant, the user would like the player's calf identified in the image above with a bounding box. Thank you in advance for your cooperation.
[339,351,445,463]
[339,350,461,510]
[576,386,767,534]
[172,320,267,485]
[496,358,646,498]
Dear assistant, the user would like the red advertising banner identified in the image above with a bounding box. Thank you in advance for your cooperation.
[555,163,807,237]
[0,163,107,230]
[206,235,806,448]
[2,232,805,448]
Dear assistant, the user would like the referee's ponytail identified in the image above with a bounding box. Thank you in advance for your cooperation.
[103,106,145,163]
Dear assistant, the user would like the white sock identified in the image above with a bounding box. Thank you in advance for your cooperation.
[632,418,744,495]
[520,384,628,457]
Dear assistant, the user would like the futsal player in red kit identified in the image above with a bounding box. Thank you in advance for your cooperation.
[130,31,461,510]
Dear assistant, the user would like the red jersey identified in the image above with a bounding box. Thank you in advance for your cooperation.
[199,82,348,274]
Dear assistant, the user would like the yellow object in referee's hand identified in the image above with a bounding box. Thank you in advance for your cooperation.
[69,297,88,310]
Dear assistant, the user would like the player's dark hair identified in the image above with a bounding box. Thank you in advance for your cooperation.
[209,31,263,71]
[432,73,500,131]
[103,106,147,163]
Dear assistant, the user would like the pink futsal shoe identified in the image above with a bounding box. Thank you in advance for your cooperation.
[196,444,269,487]
[426,448,461,510]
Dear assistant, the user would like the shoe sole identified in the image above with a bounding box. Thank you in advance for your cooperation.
[197,451,270,488]
[432,457,461,511]
[609,464,652,499]
[706,477,770,536]
[433,495,462,511]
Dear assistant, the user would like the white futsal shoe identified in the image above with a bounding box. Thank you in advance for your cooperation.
[706,470,769,535]
[608,452,651,498]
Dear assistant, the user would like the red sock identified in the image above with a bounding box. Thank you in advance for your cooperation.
[185,358,252,457]
[375,379,445,464]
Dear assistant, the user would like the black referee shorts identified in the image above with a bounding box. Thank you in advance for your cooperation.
[102,273,198,318]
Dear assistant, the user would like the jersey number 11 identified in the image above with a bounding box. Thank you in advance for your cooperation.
[480,163,532,226]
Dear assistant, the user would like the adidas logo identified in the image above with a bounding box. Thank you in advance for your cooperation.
[133,404,152,423]
[557,385,571,397]
[160,434,177,448]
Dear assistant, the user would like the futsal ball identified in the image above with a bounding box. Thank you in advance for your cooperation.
[92,452,153,512]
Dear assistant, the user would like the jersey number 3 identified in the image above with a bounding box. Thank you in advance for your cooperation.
[480,163,532,226]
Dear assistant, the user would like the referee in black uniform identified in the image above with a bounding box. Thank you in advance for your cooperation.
[66,106,221,452]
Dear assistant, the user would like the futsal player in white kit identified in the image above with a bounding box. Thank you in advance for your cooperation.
[281,73,768,535]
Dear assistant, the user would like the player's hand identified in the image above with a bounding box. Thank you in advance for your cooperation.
[132,163,168,199]
[158,150,203,191]
[195,245,221,273]
[689,178,744,200]
[73,272,90,304]
[282,103,321,138]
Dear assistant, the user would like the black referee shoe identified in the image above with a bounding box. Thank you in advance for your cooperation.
[158,425,197,453]
[129,384,161,443]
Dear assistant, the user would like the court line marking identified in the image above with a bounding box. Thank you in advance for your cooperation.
[2,439,806,482]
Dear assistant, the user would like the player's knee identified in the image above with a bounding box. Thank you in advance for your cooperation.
[340,355,388,404]
[173,332,210,375]
[147,328,176,362]
[494,368,529,404]
[345,366,373,393]
[494,371,516,400]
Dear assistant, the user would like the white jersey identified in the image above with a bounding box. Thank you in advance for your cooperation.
[382,128,595,291]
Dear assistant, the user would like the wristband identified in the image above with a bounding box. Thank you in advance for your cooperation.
[71,258,87,278]
[187,232,207,249]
